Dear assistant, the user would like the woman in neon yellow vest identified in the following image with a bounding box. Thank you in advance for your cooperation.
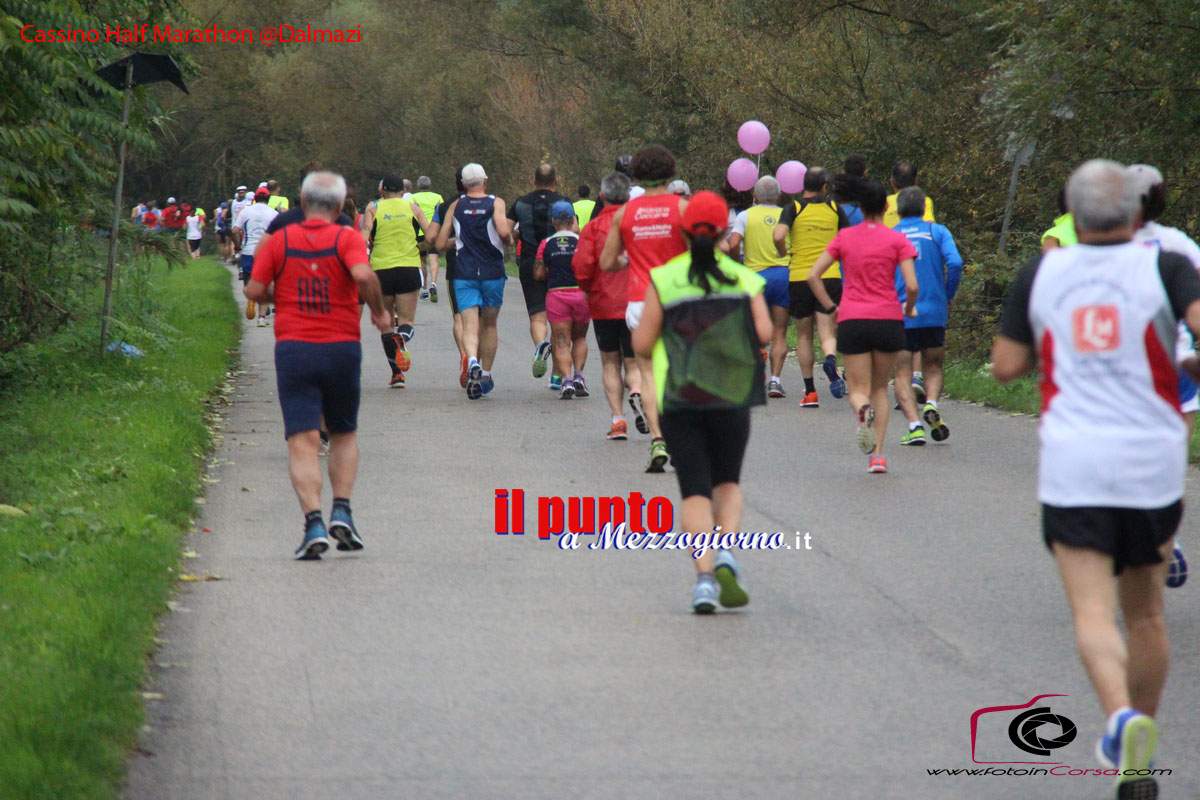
[632,190,773,614]
[369,174,431,388]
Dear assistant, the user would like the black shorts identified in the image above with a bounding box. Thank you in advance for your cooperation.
[218,231,230,243]
[1042,501,1182,574]
[904,326,946,352]
[517,255,548,316]
[660,408,751,499]
[789,278,842,319]
[376,266,422,296]
[187,239,201,253]
[274,341,362,440]
[593,318,633,358]
[837,319,905,355]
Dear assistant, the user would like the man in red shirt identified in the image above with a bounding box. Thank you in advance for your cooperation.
[244,171,391,560]
[573,171,642,441]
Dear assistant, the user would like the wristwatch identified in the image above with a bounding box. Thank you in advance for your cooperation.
[823,302,838,315]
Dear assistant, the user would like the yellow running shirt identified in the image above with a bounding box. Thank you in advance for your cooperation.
[267,195,290,212]
[369,197,421,269]
[779,196,846,280]
[733,204,789,270]
[883,193,934,228]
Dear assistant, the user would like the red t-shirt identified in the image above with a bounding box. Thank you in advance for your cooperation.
[161,205,185,229]
[142,211,158,228]
[618,194,686,302]
[251,219,369,343]
[826,222,917,321]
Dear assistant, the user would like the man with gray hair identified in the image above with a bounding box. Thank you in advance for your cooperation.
[411,175,445,301]
[724,174,791,396]
[245,170,391,560]
[994,159,1200,789]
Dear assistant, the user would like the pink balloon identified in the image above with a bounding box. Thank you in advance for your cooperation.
[776,160,807,194]
[726,158,758,192]
[737,120,771,155]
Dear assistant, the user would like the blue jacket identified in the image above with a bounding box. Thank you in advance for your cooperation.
[893,217,963,328]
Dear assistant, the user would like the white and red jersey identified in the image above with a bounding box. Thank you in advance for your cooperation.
[1020,242,1198,507]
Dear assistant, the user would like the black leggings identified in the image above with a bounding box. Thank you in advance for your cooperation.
[660,408,751,499]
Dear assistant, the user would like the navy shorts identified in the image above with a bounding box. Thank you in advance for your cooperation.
[758,266,790,309]
[238,253,254,282]
[274,341,362,439]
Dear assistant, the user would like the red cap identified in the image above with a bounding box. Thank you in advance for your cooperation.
[682,190,728,235]
[254,188,271,200]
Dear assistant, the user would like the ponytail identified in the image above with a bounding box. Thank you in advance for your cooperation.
[687,229,736,294]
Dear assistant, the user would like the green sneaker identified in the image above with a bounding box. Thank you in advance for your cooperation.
[900,427,926,446]
[714,550,749,608]
[646,438,668,473]
[923,402,949,442]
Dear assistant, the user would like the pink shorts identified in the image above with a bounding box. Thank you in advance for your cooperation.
[546,288,590,326]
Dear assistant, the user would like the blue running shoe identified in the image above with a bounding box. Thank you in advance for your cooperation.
[479,374,495,396]
[294,519,330,560]
[532,341,551,378]
[572,373,589,397]
[1096,709,1158,787]
[329,506,364,552]
[823,356,846,399]
[1167,544,1187,588]
[466,361,483,400]
[548,374,562,392]
[714,550,749,608]
[691,576,718,614]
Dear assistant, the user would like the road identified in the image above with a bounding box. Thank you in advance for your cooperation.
[125,264,1200,799]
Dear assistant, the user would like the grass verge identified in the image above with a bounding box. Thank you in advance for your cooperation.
[0,256,238,799]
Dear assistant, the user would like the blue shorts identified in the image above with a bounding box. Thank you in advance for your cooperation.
[1180,372,1199,413]
[238,253,254,282]
[453,277,505,310]
[274,341,362,439]
[758,266,790,309]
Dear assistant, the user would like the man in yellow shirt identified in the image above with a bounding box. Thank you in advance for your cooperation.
[410,176,445,302]
[723,175,791,397]
[773,167,849,407]
[883,160,934,228]
[573,184,596,228]
[266,179,290,212]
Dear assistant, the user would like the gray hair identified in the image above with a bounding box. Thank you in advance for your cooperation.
[896,186,926,219]
[1066,159,1136,233]
[753,175,780,204]
[599,171,631,204]
[417,175,432,190]
[300,171,347,213]
[402,178,412,192]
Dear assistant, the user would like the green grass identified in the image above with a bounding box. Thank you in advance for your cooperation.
[0,257,238,799]
[941,360,1039,415]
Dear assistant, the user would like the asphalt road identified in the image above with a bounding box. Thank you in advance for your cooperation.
[125,265,1200,799]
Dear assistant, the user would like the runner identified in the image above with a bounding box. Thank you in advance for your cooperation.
[631,190,771,613]
[266,179,289,212]
[535,201,590,399]
[160,196,182,234]
[434,163,512,400]
[600,144,689,472]
[891,187,963,445]
[141,200,159,231]
[992,159,1200,796]
[832,154,867,227]
[426,168,468,386]
[1128,163,1200,590]
[368,175,431,388]
[1041,187,1077,251]
[185,205,205,259]
[131,199,149,223]
[725,176,792,397]
[773,167,849,407]
[411,176,445,302]
[510,163,569,386]
[574,171,642,439]
[233,187,279,326]
[243,170,391,560]
[883,160,935,228]
[573,185,596,229]
[807,178,918,473]
[229,186,252,261]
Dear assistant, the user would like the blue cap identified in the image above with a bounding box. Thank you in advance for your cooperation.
[550,200,575,220]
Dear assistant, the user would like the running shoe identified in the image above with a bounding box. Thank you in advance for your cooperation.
[532,341,551,378]
[868,454,888,473]
[646,438,668,473]
[767,379,786,398]
[294,519,330,560]
[480,374,495,396]
[607,419,628,440]
[573,373,590,397]
[629,393,648,434]
[256,316,268,328]
[560,381,575,400]
[900,427,926,446]
[548,374,562,392]
[466,362,483,400]
[389,372,405,388]
[923,402,949,442]
[912,374,928,406]
[392,333,412,372]
[824,357,846,399]
[329,506,364,552]
[420,289,430,300]
[245,299,256,320]
[714,550,749,608]
[1167,544,1188,588]
[799,390,819,408]
[856,404,876,454]
[429,284,438,303]
[459,354,468,389]
[1096,710,1158,798]
[691,575,718,614]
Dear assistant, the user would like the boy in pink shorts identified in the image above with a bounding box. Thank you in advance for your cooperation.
[535,201,591,398]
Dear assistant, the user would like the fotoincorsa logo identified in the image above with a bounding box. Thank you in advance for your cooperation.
[970,694,1076,764]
